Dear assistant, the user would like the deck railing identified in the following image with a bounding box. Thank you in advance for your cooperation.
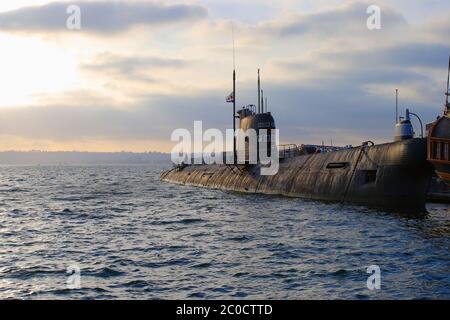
[278,144,301,159]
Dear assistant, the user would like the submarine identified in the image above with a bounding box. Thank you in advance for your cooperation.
[161,59,450,213]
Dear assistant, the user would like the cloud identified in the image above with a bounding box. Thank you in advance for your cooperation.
[0,1,207,34]
[0,92,228,146]
[258,2,407,39]
[333,43,450,69]
[0,73,440,152]
[0,1,449,152]
[272,42,450,85]
[81,52,188,82]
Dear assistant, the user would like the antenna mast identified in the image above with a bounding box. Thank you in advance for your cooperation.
[232,22,237,164]
[258,69,261,113]
[395,88,398,124]
[445,55,450,115]
[232,23,236,71]
[261,89,264,113]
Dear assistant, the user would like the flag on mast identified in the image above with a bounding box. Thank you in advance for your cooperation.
[226,92,234,103]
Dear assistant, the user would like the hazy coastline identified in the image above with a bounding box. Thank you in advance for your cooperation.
[0,151,170,165]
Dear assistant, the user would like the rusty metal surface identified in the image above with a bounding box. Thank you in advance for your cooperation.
[161,138,433,212]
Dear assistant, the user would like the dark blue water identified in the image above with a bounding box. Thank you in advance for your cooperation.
[0,164,448,299]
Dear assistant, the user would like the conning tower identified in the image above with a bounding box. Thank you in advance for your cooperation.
[236,69,276,163]
[395,109,414,141]
[237,104,276,163]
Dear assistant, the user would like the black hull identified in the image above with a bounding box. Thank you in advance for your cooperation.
[161,138,434,213]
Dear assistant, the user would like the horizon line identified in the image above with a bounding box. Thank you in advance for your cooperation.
[0,150,170,154]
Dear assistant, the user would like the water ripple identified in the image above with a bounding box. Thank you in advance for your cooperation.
[0,164,448,299]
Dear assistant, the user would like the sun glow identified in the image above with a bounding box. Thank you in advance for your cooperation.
[0,34,80,108]
[0,0,55,13]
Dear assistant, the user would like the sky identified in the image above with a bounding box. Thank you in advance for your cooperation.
[0,0,449,152]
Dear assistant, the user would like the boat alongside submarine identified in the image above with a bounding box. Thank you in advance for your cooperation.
[161,59,450,213]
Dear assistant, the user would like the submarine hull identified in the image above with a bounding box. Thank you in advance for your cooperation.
[161,138,433,212]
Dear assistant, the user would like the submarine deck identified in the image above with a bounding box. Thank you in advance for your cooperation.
[161,138,433,212]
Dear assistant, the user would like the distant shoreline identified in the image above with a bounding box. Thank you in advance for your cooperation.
[0,151,170,165]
